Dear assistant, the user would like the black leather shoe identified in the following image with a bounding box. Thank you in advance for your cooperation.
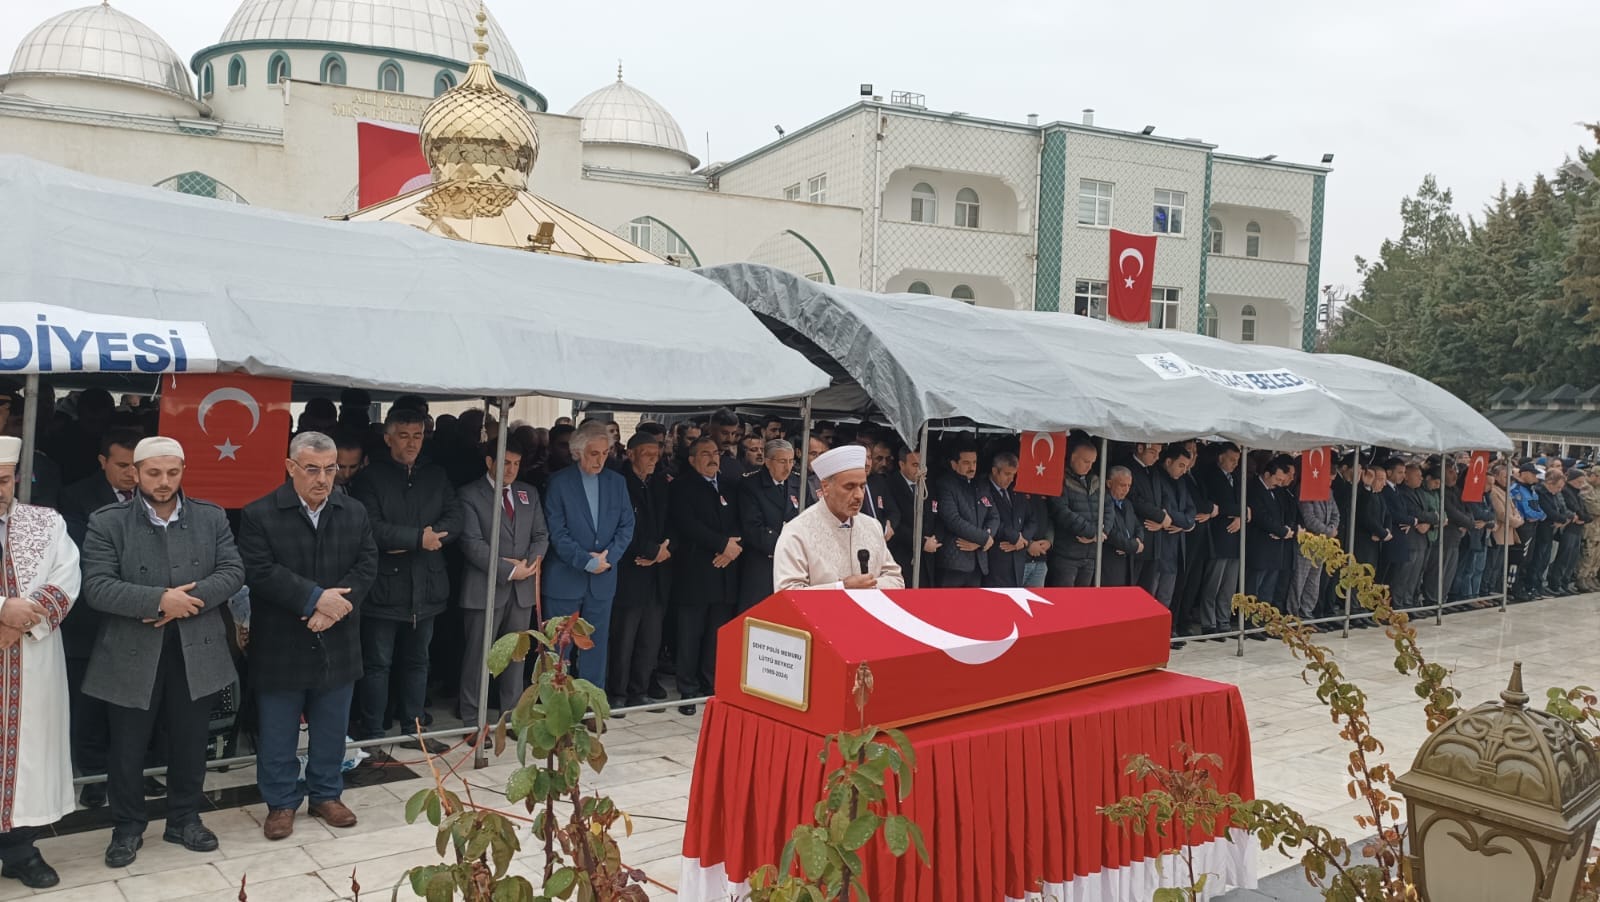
[163,820,219,853]
[677,704,697,716]
[2,853,59,888]
[398,735,450,756]
[104,834,142,868]
[79,782,108,808]
[143,776,167,797]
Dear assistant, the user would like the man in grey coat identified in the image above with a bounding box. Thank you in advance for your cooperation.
[457,437,547,735]
[82,437,245,868]
[1291,484,1341,622]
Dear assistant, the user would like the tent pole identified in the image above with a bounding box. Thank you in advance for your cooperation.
[474,395,512,770]
[1436,448,1446,627]
[1501,456,1511,614]
[1343,447,1361,638]
[797,397,813,512]
[1093,436,1108,587]
[17,374,38,504]
[911,420,930,588]
[1236,445,1249,657]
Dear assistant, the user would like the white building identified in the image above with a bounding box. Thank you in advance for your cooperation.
[0,1,1328,350]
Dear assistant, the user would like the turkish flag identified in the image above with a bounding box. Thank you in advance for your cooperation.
[1107,229,1158,323]
[1462,451,1491,503]
[1014,431,1067,497]
[160,374,293,508]
[1300,446,1333,502]
[356,121,431,209]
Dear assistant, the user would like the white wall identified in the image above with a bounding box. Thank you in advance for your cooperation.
[1,75,200,118]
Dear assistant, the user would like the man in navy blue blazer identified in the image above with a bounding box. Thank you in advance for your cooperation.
[544,421,636,692]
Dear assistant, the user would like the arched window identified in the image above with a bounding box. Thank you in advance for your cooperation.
[1240,304,1258,343]
[910,183,937,224]
[154,172,248,204]
[320,54,346,85]
[200,63,214,97]
[434,71,456,96]
[227,55,246,87]
[378,61,403,93]
[1245,221,1262,258]
[1203,307,1218,338]
[1208,217,1224,254]
[955,187,980,229]
[951,284,976,304]
[907,281,932,295]
[267,52,290,85]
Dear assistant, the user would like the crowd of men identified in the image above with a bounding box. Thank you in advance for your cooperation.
[0,383,1588,887]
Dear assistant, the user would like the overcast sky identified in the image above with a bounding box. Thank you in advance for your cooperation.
[3,0,1593,292]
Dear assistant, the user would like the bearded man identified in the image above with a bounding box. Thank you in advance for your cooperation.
[772,445,904,590]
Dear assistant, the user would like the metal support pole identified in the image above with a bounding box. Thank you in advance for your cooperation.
[911,420,931,588]
[17,374,38,504]
[1343,447,1361,638]
[1093,436,1108,587]
[1236,445,1249,657]
[1501,457,1512,613]
[1436,448,1446,627]
[474,395,512,769]
[797,397,813,512]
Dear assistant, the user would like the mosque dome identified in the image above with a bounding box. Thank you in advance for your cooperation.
[5,2,194,100]
[417,8,537,189]
[217,0,526,82]
[566,70,698,169]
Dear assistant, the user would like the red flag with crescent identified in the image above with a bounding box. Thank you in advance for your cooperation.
[356,121,431,209]
[160,374,293,508]
[1014,432,1067,496]
[1462,451,1491,503]
[1300,446,1333,502]
[1107,229,1158,323]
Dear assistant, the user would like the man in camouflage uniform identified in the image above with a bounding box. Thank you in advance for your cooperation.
[1573,468,1600,593]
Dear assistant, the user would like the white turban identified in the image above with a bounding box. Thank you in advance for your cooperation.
[0,436,18,466]
[134,436,185,463]
[812,444,867,480]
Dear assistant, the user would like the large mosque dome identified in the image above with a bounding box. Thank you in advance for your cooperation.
[217,0,526,82]
[566,71,698,172]
[4,3,194,100]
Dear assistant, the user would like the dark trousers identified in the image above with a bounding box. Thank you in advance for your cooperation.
[1200,558,1240,631]
[256,682,354,812]
[1245,568,1281,608]
[609,599,665,702]
[545,591,615,692]
[674,603,731,699]
[1100,552,1133,587]
[1484,544,1508,596]
[937,568,982,588]
[1552,528,1583,588]
[1518,529,1556,595]
[0,828,37,865]
[358,615,435,737]
[459,603,535,726]
[65,654,109,777]
[1151,570,1178,609]
[1045,556,1095,588]
[1130,557,1158,595]
[106,629,216,838]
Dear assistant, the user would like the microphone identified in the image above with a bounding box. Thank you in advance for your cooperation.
[857,549,871,575]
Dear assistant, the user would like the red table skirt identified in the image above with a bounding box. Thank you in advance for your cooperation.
[681,670,1256,901]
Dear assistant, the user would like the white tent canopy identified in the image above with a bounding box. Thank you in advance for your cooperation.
[697,264,1510,453]
[0,156,829,405]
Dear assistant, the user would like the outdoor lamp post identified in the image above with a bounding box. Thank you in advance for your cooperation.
[1394,662,1600,902]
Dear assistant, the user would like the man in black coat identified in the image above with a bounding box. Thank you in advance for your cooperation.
[1354,466,1393,574]
[980,452,1037,588]
[885,447,937,586]
[237,431,377,841]
[931,442,998,587]
[1196,443,1243,635]
[668,437,742,713]
[737,439,799,612]
[1046,438,1102,588]
[57,427,141,807]
[610,434,672,709]
[1101,467,1143,587]
[1245,455,1296,609]
[348,407,462,751]
[1388,460,1429,607]
[1123,443,1171,594]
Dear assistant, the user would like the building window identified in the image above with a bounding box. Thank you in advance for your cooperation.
[1245,221,1262,258]
[629,218,653,249]
[1149,287,1180,329]
[1073,279,1108,320]
[201,63,214,97]
[807,174,828,204]
[1203,306,1218,337]
[782,183,801,202]
[951,285,976,304]
[1153,189,1185,235]
[320,54,346,85]
[1077,179,1113,226]
[910,182,937,224]
[1208,217,1224,254]
[1240,304,1258,343]
[805,272,826,282]
[434,71,456,96]
[267,52,290,85]
[227,55,246,87]
[155,172,248,204]
[378,61,404,93]
[907,281,932,295]
[955,187,980,229]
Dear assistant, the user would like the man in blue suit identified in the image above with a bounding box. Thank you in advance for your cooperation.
[544,421,635,692]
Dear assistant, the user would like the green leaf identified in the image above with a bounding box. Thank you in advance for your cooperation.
[424,791,443,826]
[842,813,881,851]
[493,876,535,902]
[488,632,520,676]
[506,766,539,803]
[796,829,828,880]
[425,870,456,902]
[405,789,432,824]
[883,814,909,856]
[545,867,578,899]
[409,865,440,896]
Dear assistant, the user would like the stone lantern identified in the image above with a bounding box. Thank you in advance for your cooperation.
[1394,662,1600,902]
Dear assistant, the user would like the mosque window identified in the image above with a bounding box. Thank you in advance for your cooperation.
[378,61,404,93]
[320,54,346,86]
[201,63,214,97]
[227,55,246,87]
[267,52,290,85]
[951,285,976,304]
[434,71,456,96]
[155,172,248,205]
[907,281,932,295]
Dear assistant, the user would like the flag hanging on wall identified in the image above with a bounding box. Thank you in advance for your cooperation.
[356,121,431,209]
[1106,229,1158,323]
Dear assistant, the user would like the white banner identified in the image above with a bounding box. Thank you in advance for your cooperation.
[1137,352,1330,396]
[0,304,218,374]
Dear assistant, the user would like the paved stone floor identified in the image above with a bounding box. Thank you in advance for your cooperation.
[5,594,1596,901]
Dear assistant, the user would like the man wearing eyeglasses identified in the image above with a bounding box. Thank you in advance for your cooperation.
[237,431,377,841]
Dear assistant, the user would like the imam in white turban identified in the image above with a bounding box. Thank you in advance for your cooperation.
[0,435,19,466]
[811,444,868,481]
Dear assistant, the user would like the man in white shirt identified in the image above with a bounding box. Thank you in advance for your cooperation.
[773,445,904,591]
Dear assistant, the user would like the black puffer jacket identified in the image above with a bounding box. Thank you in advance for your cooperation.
[350,455,463,623]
